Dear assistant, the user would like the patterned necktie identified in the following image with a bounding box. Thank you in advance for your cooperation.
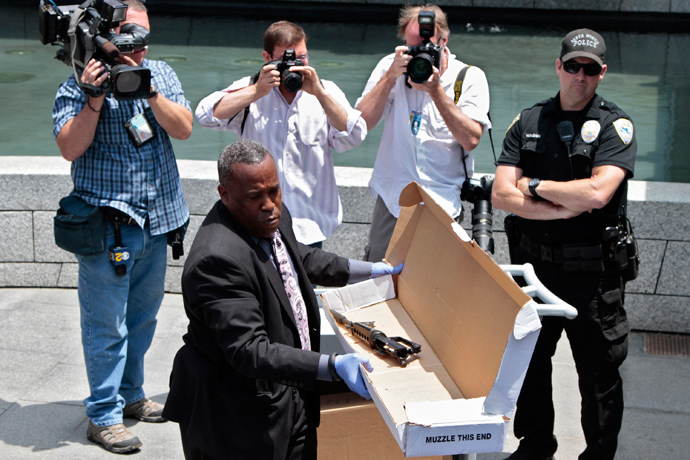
[270,230,311,350]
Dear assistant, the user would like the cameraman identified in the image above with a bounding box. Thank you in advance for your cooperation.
[195,20,367,247]
[52,0,192,454]
[356,4,491,262]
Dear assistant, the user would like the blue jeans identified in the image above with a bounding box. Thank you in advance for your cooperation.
[77,220,167,427]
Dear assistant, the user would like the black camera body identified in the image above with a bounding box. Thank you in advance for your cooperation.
[267,49,304,93]
[109,23,150,54]
[461,175,495,254]
[406,11,442,84]
[39,0,152,100]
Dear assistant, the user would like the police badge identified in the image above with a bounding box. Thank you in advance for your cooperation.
[581,120,601,143]
[613,118,634,145]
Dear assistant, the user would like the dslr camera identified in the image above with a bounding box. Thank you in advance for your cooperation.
[39,0,152,100]
[461,175,495,254]
[406,10,442,84]
[266,49,304,93]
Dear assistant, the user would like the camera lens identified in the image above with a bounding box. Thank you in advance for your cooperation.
[407,54,434,84]
[282,70,302,93]
[115,70,142,93]
[471,199,494,254]
[111,65,151,100]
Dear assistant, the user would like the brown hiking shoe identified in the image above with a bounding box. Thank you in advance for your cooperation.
[87,421,142,454]
[123,397,166,423]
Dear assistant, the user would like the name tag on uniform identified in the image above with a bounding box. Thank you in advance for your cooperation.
[124,112,157,147]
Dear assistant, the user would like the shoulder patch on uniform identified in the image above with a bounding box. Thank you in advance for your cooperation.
[613,118,634,145]
[581,120,601,144]
[506,113,520,133]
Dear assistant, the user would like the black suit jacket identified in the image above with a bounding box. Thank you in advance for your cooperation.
[162,201,350,459]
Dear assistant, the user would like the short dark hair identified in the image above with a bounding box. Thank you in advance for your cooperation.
[263,21,307,57]
[218,140,271,186]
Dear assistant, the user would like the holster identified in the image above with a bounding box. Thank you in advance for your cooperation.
[604,216,639,282]
[167,218,189,260]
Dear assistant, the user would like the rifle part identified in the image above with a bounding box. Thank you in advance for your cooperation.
[331,310,422,367]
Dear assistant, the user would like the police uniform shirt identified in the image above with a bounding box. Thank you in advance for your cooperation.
[498,93,636,247]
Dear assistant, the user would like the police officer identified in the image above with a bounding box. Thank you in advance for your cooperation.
[492,29,636,460]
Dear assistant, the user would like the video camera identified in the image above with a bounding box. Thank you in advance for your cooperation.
[39,0,152,100]
[264,48,304,93]
[406,10,442,84]
[461,175,495,254]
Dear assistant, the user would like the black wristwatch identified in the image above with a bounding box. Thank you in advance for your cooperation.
[528,178,541,199]
[147,84,159,99]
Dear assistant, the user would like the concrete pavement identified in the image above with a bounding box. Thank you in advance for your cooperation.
[0,287,688,459]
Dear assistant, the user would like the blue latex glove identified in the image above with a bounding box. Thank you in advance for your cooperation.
[334,353,374,399]
[371,262,403,279]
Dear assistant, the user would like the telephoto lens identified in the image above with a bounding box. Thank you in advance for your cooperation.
[461,175,495,254]
[471,196,494,254]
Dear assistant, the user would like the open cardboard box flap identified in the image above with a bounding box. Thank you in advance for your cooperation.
[321,182,542,456]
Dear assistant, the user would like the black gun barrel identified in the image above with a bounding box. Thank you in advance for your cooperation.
[331,310,352,327]
[331,310,422,366]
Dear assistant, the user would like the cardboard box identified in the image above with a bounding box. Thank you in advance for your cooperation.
[320,182,542,457]
[318,392,451,460]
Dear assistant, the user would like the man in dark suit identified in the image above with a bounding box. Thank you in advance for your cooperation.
[163,140,400,460]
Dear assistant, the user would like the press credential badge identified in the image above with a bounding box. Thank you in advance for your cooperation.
[124,112,156,147]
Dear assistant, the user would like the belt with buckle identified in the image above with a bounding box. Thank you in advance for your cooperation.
[519,234,563,264]
[103,208,138,226]
[519,234,604,272]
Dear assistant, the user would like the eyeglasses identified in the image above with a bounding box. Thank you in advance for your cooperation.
[271,54,309,61]
[562,60,602,76]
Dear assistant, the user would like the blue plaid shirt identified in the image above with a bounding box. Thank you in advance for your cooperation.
[53,59,191,236]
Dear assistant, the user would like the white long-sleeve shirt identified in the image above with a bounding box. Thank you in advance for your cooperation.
[356,50,491,218]
[196,78,367,244]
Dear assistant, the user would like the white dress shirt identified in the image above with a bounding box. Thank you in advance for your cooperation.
[356,49,491,218]
[196,78,367,244]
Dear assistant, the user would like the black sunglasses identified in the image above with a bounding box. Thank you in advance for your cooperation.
[562,60,602,76]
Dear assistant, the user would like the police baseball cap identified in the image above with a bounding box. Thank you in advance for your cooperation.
[560,28,605,66]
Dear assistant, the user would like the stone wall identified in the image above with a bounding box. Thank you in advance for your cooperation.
[1,156,688,334]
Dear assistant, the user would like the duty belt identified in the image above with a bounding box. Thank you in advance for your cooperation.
[519,234,605,272]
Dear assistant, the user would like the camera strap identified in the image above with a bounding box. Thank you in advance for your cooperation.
[67,1,104,98]
[67,4,88,82]
[453,65,470,106]
[239,72,261,135]
[239,72,323,135]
